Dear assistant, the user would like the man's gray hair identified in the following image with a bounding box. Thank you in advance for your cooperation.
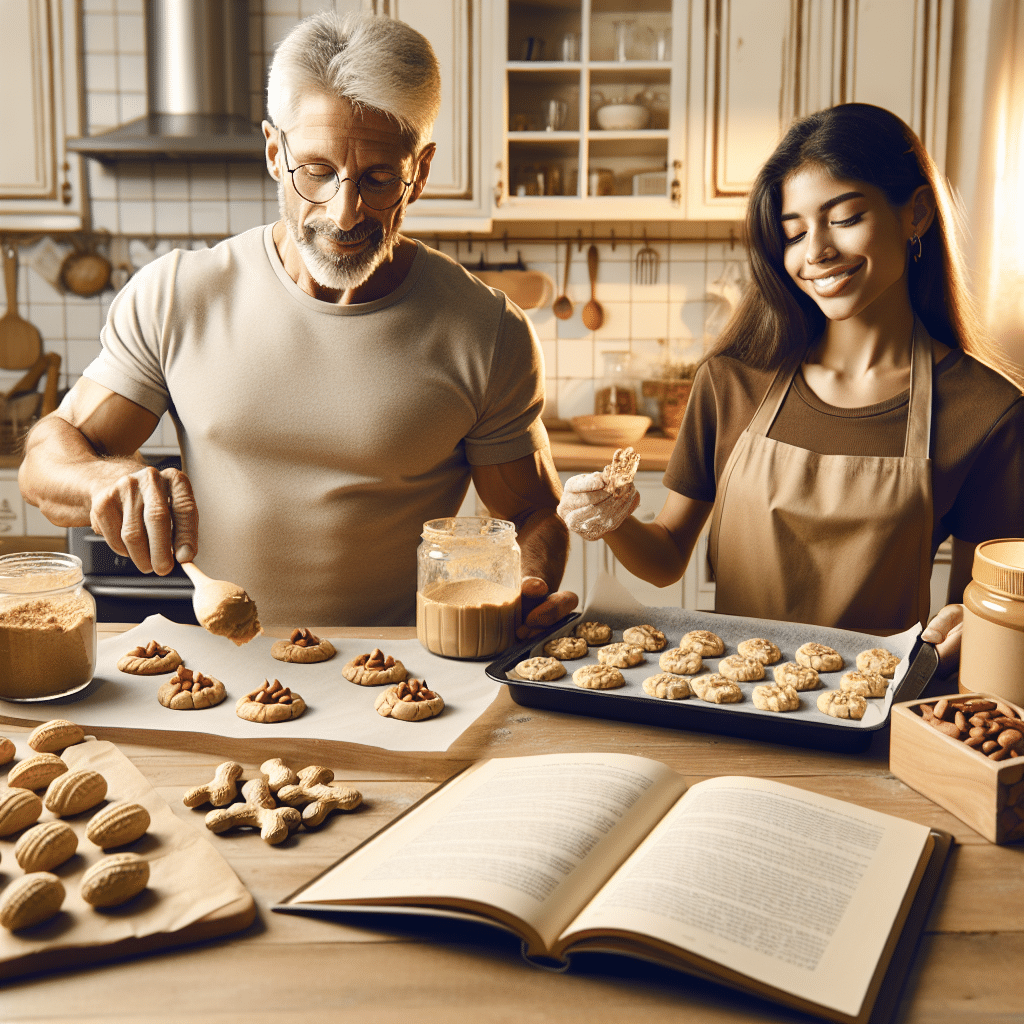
[267,12,441,152]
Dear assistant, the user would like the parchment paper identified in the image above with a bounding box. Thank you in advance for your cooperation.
[0,737,251,969]
[0,616,502,753]
[507,573,923,730]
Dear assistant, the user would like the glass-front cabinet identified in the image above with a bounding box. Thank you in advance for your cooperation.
[496,0,686,219]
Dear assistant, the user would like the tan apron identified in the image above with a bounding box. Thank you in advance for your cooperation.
[707,320,934,633]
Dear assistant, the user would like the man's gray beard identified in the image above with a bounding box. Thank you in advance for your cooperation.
[278,182,402,290]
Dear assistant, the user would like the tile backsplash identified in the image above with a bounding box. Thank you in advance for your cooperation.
[0,0,748,453]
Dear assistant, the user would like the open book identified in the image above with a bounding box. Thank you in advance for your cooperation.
[275,753,950,1024]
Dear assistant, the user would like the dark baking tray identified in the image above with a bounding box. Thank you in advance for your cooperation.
[487,612,938,753]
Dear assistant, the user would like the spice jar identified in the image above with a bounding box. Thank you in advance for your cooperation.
[416,518,521,659]
[960,539,1024,704]
[0,552,97,701]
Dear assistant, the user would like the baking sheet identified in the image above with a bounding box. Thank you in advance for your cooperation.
[0,615,502,754]
[491,574,930,746]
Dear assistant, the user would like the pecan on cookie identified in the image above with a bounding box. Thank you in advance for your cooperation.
[773,662,820,691]
[658,647,703,675]
[342,648,408,686]
[642,673,691,700]
[689,673,743,704]
[597,642,645,668]
[796,642,844,673]
[751,683,800,713]
[543,636,589,661]
[117,640,182,675]
[236,679,307,723]
[375,678,444,721]
[817,689,866,720]
[839,670,888,698]
[736,638,782,665]
[271,628,337,664]
[856,648,900,678]
[622,625,668,651]
[680,630,725,657]
[572,665,625,690]
[515,656,567,681]
[158,665,226,710]
[573,621,613,645]
[718,655,765,682]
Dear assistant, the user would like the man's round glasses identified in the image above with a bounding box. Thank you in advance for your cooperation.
[279,129,413,211]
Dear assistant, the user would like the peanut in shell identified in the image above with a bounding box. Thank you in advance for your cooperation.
[80,852,150,908]
[44,769,107,817]
[7,752,68,791]
[0,786,43,837]
[86,801,151,849]
[14,820,79,873]
[28,719,85,754]
[0,872,65,930]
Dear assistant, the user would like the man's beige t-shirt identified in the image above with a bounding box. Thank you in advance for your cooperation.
[84,227,546,626]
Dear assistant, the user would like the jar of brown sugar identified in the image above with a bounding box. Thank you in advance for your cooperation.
[0,552,97,701]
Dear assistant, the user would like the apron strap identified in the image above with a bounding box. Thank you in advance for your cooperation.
[747,347,805,438]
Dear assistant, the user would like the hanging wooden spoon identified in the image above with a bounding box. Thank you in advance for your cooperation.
[552,240,574,319]
[0,242,43,370]
[581,245,604,330]
[180,561,263,645]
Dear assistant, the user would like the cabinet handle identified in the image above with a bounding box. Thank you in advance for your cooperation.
[670,160,682,206]
[61,161,72,205]
[494,162,504,207]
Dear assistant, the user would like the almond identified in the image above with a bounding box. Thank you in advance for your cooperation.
[0,736,14,766]
[0,786,43,836]
[0,872,66,930]
[86,801,151,849]
[28,719,85,754]
[14,820,79,872]
[80,852,150,908]
[44,769,107,817]
[7,752,68,791]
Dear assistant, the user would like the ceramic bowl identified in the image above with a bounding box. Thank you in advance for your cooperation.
[570,414,651,447]
[595,104,650,131]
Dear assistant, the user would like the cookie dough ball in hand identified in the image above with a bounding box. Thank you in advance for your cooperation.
[557,471,640,541]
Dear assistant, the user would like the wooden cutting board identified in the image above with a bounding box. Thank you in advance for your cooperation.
[0,242,43,370]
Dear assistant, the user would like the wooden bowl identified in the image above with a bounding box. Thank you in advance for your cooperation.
[570,414,651,447]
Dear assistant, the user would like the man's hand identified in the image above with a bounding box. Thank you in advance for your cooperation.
[518,576,578,641]
[557,471,640,541]
[921,603,964,679]
[89,464,198,575]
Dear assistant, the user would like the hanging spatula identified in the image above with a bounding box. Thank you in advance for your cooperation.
[0,242,43,370]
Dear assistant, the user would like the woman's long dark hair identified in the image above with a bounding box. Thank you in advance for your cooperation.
[708,103,1010,378]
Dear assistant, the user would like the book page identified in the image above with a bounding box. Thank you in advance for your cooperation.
[289,752,688,952]
[565,776,931,1019]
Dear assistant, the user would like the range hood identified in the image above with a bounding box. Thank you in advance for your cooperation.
[68,0,265,162]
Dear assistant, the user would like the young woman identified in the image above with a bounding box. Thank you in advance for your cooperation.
[558,103,1023,673]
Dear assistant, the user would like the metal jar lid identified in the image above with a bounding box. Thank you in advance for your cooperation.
[972,539,1024,599]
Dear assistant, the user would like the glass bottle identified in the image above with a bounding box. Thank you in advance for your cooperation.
[0,552,97,701]
[416,518,522,659]
[594,350,639,415]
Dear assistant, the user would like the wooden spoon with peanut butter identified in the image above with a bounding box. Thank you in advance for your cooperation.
[180,562,262,645]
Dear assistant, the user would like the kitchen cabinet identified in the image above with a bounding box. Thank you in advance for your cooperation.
[686,0,953,219]
[494,0,688,219]
[0,0,87,232]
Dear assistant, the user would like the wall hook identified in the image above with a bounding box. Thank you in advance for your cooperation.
[577,229,583,252]
[610,229,616,251]
[502,230,509,252]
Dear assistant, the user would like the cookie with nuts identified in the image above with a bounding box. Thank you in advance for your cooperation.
[543,636,589,660]
[773,662,820,691]
[658,647,703,675]
[271,628,337,664]
[817,689,867,720]
[752,683,800,712]
[796,642,844,673]
[839,670,889,698]
[572,665,625,690]
[573,621,613,645]
[342,648,407,686]
[680,630,725,657]
[856,648,900,678]
[236,679,307,723]
[515,656,567,681]
[158,665,226,710]
[597,642,645,668]
[736,638,782,665]
[117,640,182,675]
[375,678,444,721]
[622,625,668,651]
[718,655,765,682]
[690,674,743,704]
[642,673,691,700]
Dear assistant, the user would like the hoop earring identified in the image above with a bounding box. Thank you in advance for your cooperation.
[910,234,922,263]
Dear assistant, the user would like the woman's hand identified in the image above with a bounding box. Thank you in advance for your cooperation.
[556,472,640,541]
[921,604,964,679]
[517,576,578,641]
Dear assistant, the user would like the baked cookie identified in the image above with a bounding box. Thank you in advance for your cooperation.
[839,670,888,698]
[642,673,691,700]
[597,642,645,668]
[622,625,668,652]
[374,679,444,721]
[543,636,589,660]
[751,683,800,713]
[796,642,844,673]
[690,673,743,704]
[856,648,900,678]
[158,665,226,710]
[117,640,182,675]
[342,648,407,686]
[515,656,567,681]
[236,680,307,723]
[736,638,782,665]
[572,665,625,690]
[773,662,820,691]
[658,648,703,675]
[817,690,867,720]
[718,655,765,682]
[574,621,613,645]
[680,630,725,657]
[271,628,336,664]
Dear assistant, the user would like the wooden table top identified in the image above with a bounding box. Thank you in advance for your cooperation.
[3,624,1021,1024]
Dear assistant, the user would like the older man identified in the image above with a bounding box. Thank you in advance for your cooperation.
[19,12,574,634]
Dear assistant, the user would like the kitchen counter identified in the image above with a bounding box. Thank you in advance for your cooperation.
[1,623,1018,1024]
[548,429,677,473]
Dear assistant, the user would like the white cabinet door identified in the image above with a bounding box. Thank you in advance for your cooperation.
[0,0,86,231]
[384,0,493,230]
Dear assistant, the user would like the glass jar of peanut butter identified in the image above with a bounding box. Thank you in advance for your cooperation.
[416,518,522,659]
[960,539,1024,704]
[0,552,97,701]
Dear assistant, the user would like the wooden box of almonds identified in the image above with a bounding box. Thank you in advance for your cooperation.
[890,692,1024,844]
